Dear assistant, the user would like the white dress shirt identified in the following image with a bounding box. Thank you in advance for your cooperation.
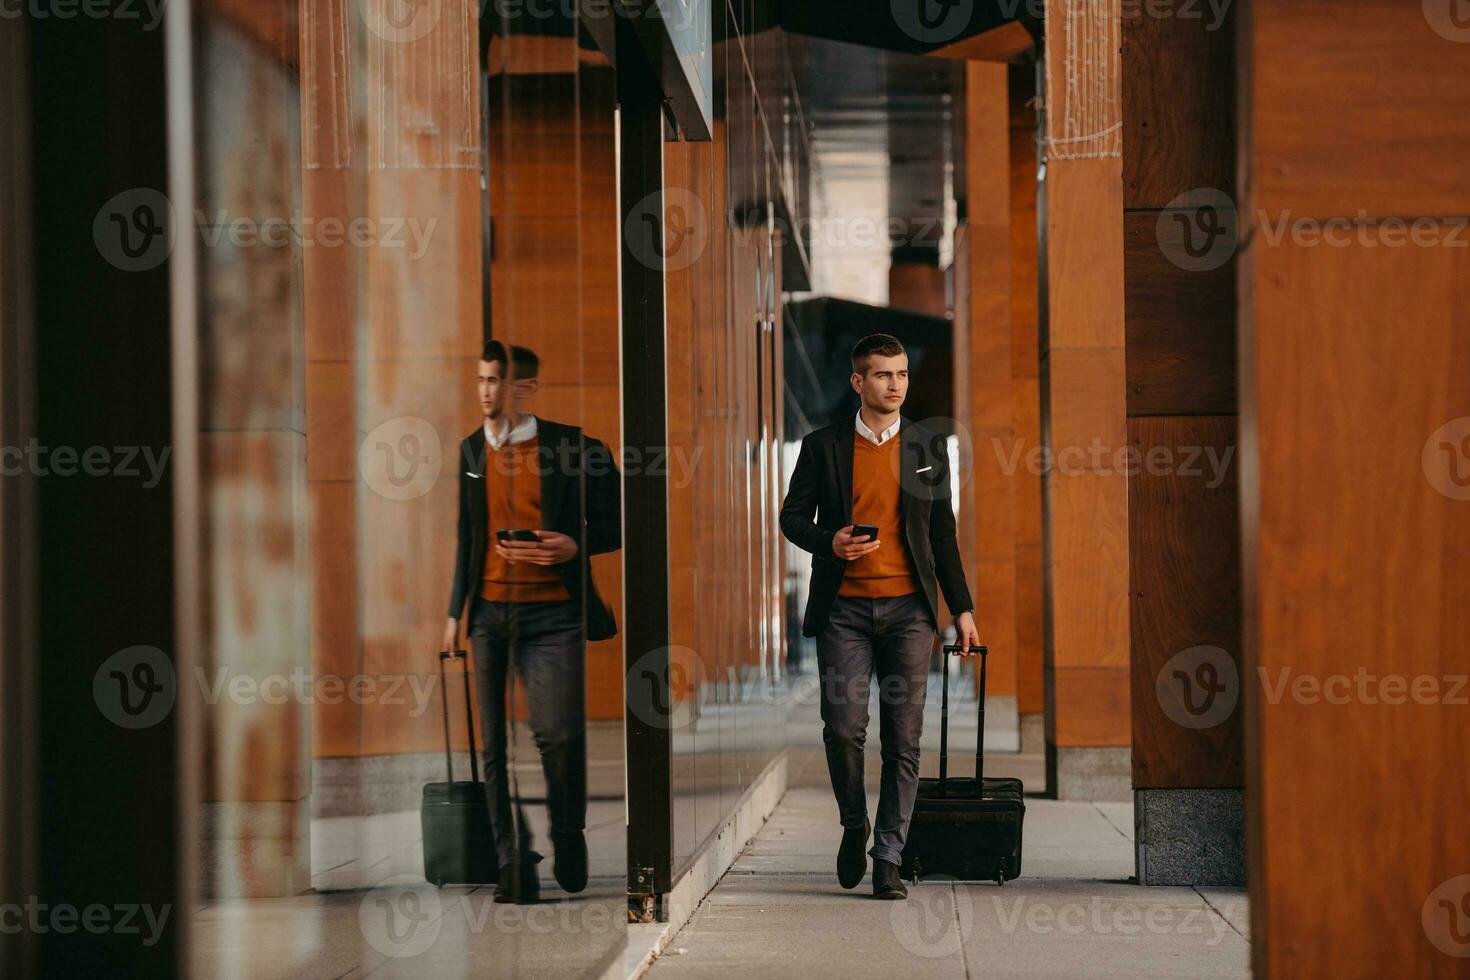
[485,413,537,449]
[855,410,901,446]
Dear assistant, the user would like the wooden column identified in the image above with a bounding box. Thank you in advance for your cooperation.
[964,61,1020,737]
[302,0,484,829]
[301,0,363,777]
[1121,0,1242,885]
[889,261,947,317]
[1241,1,1470,974]
[195,4,311,899]
[1039,0,1131,800]
[1008,65,1045,754]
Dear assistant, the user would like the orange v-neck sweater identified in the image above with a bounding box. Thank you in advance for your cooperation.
[838,434,919,598]
[480,436,571,603]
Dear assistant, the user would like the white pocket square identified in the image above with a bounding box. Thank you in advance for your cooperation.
[915,465,933,474]
[465,471,482,479]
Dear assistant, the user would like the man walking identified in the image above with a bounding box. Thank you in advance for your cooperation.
[442,340,621,903]
[780,333,979,900]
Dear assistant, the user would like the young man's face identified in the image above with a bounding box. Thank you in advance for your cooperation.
[852,352,909,414]
[478,358,511,421]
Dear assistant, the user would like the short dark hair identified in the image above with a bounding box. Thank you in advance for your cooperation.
[851,333,906,376]
[480,340,508,374]
[510,345,539,381]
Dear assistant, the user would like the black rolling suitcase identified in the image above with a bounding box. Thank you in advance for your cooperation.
[421,649,497,886]
[900,643,1025,885]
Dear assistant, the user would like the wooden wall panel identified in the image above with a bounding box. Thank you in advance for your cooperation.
[889,262,947,317]
[1120,3,1234,208]
[1243,3,1470,971]
[1248,0,1470,219]
[1243,234,1470,976]
[952,226,978,653]
[1123,210,1236,416]
[300,0,364,763]
[1048,666,1131,747]
[1008,65,1045,720]
[1039,30,1133,768]
[1121,0,1239,805]
[1041,159,1127,353]
[1127,416,1242,787]
[965,62,1018,701]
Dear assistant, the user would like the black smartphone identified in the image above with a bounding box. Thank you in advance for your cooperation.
[852,524,879,542]
[495,528,541,543]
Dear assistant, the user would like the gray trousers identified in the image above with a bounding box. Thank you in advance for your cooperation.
[816,592,935,866]
[468,596,586,867]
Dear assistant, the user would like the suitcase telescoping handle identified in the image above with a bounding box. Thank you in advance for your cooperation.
[437,650,481,784]
[938,643,988,797]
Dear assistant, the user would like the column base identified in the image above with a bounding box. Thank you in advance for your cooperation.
[1135,787,1245,886]
[983,695,1019,752]
[1046,744,1131,800]
[313,751,475,818]
[1018,712,1044,755]
[200,800,311,899]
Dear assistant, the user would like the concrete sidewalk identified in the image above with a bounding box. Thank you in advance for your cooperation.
[644,696,1249,979]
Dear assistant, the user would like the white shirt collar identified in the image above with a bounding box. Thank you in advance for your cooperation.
[485,413,537,450]
[855,410,901,446]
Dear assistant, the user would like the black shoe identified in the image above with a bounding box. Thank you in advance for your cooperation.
[873,859,907,900]
[837,819,870,889]
[552,831,588,893]
[494,860,540,904]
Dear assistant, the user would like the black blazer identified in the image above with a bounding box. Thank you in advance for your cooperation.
[447,418,621,641]
[780,417,973,638]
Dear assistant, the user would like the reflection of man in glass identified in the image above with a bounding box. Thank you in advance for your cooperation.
[442,340,621,903]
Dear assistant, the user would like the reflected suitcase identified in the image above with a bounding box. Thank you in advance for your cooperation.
[421,649,498,886]
[899,643,1025,885]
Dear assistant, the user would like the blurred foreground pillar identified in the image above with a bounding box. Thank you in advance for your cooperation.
[1240,1,1470,974]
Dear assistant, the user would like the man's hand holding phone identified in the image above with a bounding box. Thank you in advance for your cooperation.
[832,524,882,561]
[496,529,579,566]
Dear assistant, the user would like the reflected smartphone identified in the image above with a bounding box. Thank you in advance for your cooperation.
[495,528,541,543]
[852,524,879,542]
